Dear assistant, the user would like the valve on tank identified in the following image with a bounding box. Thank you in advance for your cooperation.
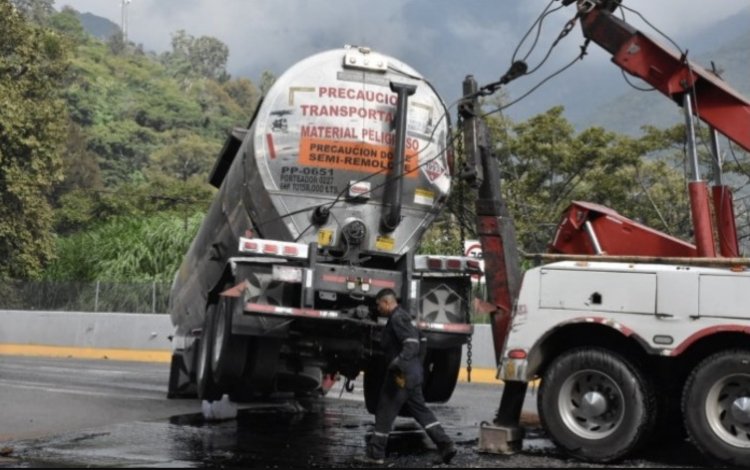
[342,219,367,247]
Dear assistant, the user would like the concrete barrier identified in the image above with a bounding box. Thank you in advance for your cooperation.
[0,310,499,381]
[0,310,174,350]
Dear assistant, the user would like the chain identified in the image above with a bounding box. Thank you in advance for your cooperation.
[467,334,473,383]
[457,115,472,384]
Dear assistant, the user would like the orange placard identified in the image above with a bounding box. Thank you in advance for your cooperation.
[299,137,417,178]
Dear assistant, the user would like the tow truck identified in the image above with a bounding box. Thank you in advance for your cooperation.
[466,0,750,466]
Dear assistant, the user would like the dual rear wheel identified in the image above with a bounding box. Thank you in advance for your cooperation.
[196,298,249,401]
[539,347,750,467]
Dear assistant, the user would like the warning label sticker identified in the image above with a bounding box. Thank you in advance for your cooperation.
[317,229,334,246]
[414,188,434,205]
[375,236,395,252]
[299,137,417,178]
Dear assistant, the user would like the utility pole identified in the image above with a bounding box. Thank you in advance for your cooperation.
[120,0,131,43]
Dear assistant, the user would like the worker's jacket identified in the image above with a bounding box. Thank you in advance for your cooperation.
[381,305,423,389]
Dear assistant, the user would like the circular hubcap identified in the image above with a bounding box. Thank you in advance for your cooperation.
[558,369,625,439]
[580,391,608,418]
[705,373,750,448]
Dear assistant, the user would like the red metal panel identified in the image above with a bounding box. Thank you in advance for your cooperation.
[477,214,515,361]
[713,185,740,257]
[550,201,697,257]
[688,182,717,257]
[582,9,750,153]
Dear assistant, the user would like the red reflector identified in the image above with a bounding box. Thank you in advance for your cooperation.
[507,349,527,359]
[427,258,442,270]
[244,241,258,251]
[467,260,481,270]
[263,244,279,254]
[446,259,461,270]
[283,245,298,256]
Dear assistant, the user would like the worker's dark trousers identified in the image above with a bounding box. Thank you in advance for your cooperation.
[368,382,453,459]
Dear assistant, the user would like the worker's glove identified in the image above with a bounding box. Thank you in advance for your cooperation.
[387,358,402,373]
[393,371,406,389]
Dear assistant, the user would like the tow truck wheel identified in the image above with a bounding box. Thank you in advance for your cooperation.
[682,350,750,467]
[538,347,656,462]
[211,296,247,386]
[196,304,222,401]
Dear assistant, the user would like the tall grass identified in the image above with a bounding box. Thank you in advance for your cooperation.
[45,212,204,282]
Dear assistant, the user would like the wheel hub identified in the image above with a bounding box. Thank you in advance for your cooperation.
[730,396,750,424]
[705,372,750,448]
[558,369,625,440]
[580,391,608,418]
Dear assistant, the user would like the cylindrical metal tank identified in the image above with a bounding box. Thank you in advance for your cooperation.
[169,45,453,331]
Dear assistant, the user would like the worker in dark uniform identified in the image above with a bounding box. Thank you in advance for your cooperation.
[362,287,457,465]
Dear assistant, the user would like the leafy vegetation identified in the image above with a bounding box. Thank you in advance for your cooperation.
[0,0,270,282]
[0,0,68,279]
[2,0,748,288]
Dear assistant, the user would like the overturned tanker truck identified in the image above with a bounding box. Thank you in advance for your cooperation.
[166,46,478,410]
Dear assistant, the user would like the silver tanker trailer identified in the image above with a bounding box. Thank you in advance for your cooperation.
[166,46,478,411]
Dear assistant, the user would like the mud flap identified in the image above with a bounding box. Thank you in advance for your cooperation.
[167,352,197,399]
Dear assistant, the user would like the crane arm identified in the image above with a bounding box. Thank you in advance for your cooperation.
[577,1,750,153]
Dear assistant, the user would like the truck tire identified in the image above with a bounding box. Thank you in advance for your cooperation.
[211,296,247,386]
[364,358,386,415]
[538,348,656,462]
[196,304,222,401]
[682,350,750,467]
[423,346,462,403]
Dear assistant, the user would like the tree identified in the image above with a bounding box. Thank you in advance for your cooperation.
[259,70,276,95]
[10,0,53,25]
[0,0,68,278]
[223,77,261,113]
[162,30,229,82]
[47,6,87,44]
[149,133,218,182]
[52,122,103,234]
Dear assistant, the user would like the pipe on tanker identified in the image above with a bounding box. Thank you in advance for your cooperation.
[380,81,416,232]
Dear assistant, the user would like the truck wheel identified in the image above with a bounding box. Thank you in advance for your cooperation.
[682,350,750,467]
[538,348,656,462]
[364,359,386,415]
[196,304,222,401]
[423,347,462,403]
[211,297,247,386]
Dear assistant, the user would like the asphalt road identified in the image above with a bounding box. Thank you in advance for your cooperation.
[0,355,710,468]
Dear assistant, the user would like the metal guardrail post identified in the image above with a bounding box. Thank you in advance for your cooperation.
[94,280,100,312]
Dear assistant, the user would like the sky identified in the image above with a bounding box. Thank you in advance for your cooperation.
[55,0,750,123]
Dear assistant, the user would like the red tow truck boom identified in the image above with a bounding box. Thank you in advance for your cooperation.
[576,0,750,258]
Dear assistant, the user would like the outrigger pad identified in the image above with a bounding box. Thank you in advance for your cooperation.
[477,421,524,454]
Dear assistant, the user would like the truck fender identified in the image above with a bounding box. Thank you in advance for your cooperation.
[670,325,750,356]
[522,316,653,378]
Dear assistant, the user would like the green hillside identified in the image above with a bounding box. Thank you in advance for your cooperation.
[1,1,264,281]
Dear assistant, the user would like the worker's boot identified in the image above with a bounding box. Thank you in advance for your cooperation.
[426,424,457,464]
[361,432,387,464]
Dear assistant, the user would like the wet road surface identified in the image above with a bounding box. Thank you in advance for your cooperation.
[0,356,711,468]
